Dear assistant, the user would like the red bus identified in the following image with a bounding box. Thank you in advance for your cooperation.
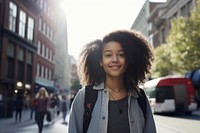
[143,77,197,114]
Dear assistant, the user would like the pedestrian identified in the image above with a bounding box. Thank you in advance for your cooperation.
[35,87,49,133]
[69,93,75,109]
[14,94,24,122]
[60,94,70,124]
[30,97,36,120]
[68,30,156,133]
[49,93,56,122]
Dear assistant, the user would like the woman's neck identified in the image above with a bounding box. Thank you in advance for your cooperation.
[105,77,128,100]
[105,77,125,92]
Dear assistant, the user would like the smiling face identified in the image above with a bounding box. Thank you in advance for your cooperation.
[101,41,127,79]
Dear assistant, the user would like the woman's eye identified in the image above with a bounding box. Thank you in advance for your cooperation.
[119,53,125,57]
[105,54,112,57]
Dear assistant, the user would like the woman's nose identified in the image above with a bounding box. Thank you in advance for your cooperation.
[111,55,118,62]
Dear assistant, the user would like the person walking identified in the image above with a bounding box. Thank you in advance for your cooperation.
[14,94,24,122]
[49,93,56,122]
[68,30,156,133]
[35,87,49,133]
[60,94,70,124]
[30,97,36,120]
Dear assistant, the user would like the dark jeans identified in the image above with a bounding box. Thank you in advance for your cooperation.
[36,112,46,133]
[62,110,67,122]
[15,109,22,122]
[30,107,35,120]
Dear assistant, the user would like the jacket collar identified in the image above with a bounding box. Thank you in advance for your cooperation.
[93,82,139,98]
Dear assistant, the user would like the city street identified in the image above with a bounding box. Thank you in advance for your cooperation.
[155,109,200,133]
[0,109,200,133]
[0,110,69,133]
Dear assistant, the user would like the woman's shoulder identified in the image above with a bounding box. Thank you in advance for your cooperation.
[77,86,86,94]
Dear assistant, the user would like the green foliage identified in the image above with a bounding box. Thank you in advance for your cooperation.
[151,0,200,77]
[70,79,82,93]
[151,44,174,77]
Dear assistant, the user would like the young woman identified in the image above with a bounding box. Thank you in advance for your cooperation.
[35,87,49,133]
[68,30,156,133]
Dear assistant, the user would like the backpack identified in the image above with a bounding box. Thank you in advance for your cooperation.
[83,85,147,133]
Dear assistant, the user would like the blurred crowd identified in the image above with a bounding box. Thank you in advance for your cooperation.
[12,87,75,133]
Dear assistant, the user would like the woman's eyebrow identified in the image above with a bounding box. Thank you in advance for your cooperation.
[103,50,111,53]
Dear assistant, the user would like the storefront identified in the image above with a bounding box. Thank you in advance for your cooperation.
[35,80,57,94]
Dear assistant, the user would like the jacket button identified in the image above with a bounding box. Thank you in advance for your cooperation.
[102,116,106,120]
[104,90,107,93]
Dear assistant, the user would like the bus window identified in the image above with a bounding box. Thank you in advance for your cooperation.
[147,88,156,98]
[156,86,174,103]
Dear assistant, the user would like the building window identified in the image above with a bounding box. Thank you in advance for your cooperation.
[148,34,154,47]
[26,51,32,65]
[19,10,26,38]
[9,1,17,32]
[40,0,44,9]
[43,22,46,34]
[45,67,48,79]
[37,63,40,76]
[49,69,52,80]
[37,41,41,54]
[49,50,52,60]
[188,1,193,16]
[42,43,45,57]
[17,47,24,81]
[26,64,32,83]
[46,47,49,59]
[18,61,24,81]
[26,65,32,83]
[52,54,54,62]
[148,22,152,31]
[27,17,34,41]
[47,6,50,17]
[44,1,47,13]
[47,26,49,38]
[18,47,24,61]
[181,5,187,17]
[6,42,15,79]
[161,28,165,43]
[7,42,15,57]
[41,65,44,78]
[39,18,42,31]
[50,29,53,40]
[7,57,14,79]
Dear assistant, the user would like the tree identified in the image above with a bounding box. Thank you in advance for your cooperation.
[70,79,82,94]
[151,0,200,77]
[151,43,174,77]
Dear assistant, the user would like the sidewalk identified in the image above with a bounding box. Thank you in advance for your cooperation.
[0,109,69,133]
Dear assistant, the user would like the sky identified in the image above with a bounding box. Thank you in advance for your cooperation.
[62,0,146,59]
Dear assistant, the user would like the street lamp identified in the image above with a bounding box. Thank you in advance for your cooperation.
[25,84,31,90]
[16,82,23,88]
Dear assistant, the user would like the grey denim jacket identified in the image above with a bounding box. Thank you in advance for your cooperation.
[68,82,156,133]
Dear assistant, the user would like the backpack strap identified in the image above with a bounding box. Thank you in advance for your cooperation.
[83,85,98,133]
[137,88,147,120]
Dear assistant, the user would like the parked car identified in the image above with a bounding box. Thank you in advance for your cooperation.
[185,68,200,108]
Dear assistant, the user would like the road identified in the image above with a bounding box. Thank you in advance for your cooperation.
[155,110,200,133]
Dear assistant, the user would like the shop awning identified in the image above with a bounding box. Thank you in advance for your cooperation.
[35,80,56,93]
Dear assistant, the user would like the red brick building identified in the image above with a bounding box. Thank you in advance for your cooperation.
[0,0,62,118]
